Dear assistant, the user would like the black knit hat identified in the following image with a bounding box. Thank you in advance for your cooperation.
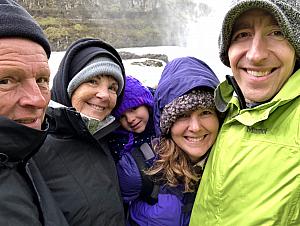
[51,38,126,108]
[0,0,51,58]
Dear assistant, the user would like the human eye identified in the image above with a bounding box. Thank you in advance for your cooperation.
[0,78,11,84]
[0,76,16,90]
[109,83,118,94]
[87,78,98,85]
[231,30,252,42]
[201,110,213,116]
[36,76,49,89]
[177,113,190,121]
[268,28,285,40]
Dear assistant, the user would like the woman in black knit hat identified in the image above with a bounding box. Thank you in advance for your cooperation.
[34,38,126,226]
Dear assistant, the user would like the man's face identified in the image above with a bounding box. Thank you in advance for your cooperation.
[228,9,296,103]
[0,38,50,130]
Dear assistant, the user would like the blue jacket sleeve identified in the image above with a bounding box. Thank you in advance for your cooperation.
[117,151,143,203]
[129,193,183,226]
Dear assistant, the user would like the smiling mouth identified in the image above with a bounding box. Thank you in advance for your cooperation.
[15,118,38,124]
[131,121,141,129]
[245,69,277,77]
[185,135,206,142]
[89,103,105,111]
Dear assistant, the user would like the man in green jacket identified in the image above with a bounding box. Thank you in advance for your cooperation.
[190,0,300,225]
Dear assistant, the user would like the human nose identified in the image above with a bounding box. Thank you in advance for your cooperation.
[188,115,202,132]
[246,33,269,64]
[95,87,109,100]
[126,113,135,124]
[19,79,48,109]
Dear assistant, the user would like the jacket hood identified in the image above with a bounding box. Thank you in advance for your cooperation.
[154,57,220,136]
[51,38,126,109]
[112,75,154,119]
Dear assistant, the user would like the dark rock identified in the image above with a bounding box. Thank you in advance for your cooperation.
[131,59,164,67]
[119,51,168,63]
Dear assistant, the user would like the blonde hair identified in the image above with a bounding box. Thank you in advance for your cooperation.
[146,137,204,192]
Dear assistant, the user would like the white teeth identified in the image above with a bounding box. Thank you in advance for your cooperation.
[16,119,35,124]
[90,104,104,111]
[247,70,271,77]
[186,136,205,142]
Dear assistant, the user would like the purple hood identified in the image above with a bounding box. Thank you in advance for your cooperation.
[153,57,220,136]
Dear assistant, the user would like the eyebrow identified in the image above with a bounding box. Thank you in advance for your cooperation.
[233,13,279,32]
[232,22,251,32]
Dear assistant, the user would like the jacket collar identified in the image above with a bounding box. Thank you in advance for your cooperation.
[215,69,300,126]
[0,116,48,163]
[47,101,119,140]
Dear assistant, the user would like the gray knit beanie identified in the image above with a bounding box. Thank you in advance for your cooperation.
[67,56,124,97]
[160,89,215,135]
[0,0,51,58]
[219,0,300,67]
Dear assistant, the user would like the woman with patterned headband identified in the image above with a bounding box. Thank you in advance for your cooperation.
[128,57,221,226]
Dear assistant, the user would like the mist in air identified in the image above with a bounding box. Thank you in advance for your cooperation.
[49,0,232,87]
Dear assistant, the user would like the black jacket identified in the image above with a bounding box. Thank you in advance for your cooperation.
[34,106,125,226]
[0,116,69,226]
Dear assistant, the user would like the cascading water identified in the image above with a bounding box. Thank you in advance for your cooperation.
[184,0,232,81]
[49,0,232,87]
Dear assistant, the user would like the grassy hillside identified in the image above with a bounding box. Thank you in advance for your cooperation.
[17,0,211,51]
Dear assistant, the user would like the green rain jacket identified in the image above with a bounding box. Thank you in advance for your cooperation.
[190,69,300,226]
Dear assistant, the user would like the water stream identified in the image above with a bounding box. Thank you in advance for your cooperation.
[49,0,232,88]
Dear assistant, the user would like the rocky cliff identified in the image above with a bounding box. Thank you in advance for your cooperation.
[16,0,211,51]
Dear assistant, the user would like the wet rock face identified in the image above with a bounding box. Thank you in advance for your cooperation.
[119,51,168,68]
[119,51,168,63]
[131,59,163,67]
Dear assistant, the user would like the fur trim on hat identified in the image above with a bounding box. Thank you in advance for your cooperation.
[67,56,124,97]
[160,89,215,135]
[219,0,300,67]
[0,0,51,58]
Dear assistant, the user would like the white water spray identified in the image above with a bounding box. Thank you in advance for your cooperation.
[184,0,232,81]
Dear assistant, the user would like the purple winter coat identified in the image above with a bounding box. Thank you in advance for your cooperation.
[107,75,156,203]
[128,57,220,226]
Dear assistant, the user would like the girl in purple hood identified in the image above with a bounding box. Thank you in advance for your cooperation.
[128,57,221,226]
[107,75,156,209]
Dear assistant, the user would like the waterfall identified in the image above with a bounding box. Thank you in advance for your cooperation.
[184,0,232,81]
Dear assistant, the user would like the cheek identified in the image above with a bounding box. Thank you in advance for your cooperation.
[228,48,238,68]
[42,90,51,105]
[208,118,220,138]
[110,95,118,107]
[170,121,186,136]
[120,118,128,129]
[0,100,12,117]
[142,111,149,123]
[228,44,246,68]
[279,45,296,73]
[71,92,85,110]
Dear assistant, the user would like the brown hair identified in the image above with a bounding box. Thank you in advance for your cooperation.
[146,137,204,192]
